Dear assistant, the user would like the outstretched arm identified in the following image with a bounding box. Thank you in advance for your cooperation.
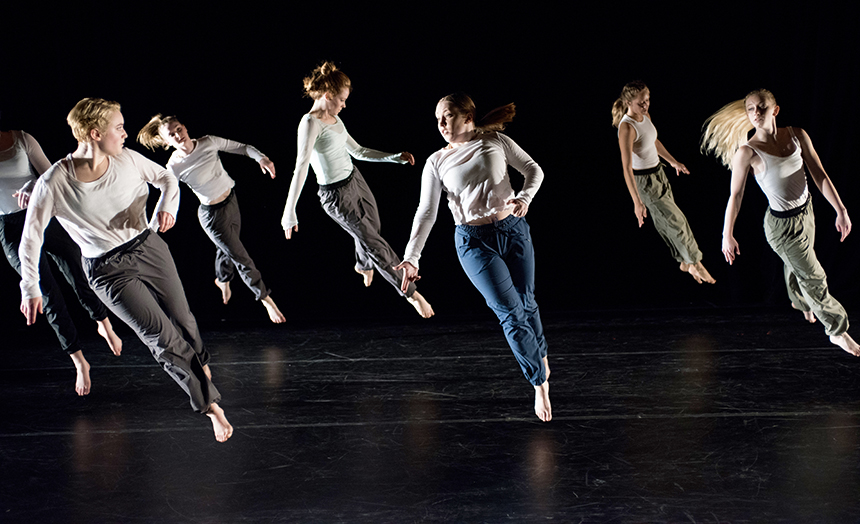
[618,123,647,227]
[655,138,690,175]
[210,136,276,178]
[722,147,753,264]
[797,127,851,241]
[345,133,410,164]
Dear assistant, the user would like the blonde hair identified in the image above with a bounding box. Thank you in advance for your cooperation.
[303,61,352,100]
[136,114,180,151]
[611,81,647,128]
[67,98,121,143]
[440,92,516,134]
[700,89,777,168]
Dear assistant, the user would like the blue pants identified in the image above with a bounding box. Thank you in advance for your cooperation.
[455,215,548,386]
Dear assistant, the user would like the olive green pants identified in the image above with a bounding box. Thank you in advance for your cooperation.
[636,166,702,265]
[764,200,848,336]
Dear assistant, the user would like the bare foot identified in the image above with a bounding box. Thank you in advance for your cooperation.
[831,333,860,356]
[203,364,212,380]
[534,381,552,422]
[96,317,122,356]
[215,279,232,305]
[791,302,817,323]
[69,350,91,396]
[682,261,716,284]
[355,266,374,287]
[206,403,233,442]
[406,291,435,318]
[262,296,286,323]
[543,355,550,381]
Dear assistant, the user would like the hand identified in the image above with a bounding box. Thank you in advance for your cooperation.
[671,162,690,175]
[284,224,298,240]
[722,235,740,265]
[20,296,43,325]
[157,211,175,233]
[393,261,420,293]
[260,157,276,179]
[13,180,35,209]
[506,199,529,217]
[836,210,852,242]
[400,152,415,166]
[634,201,647,228]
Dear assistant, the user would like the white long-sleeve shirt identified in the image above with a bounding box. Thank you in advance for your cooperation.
[403,132,544,267]
[281,114,406,229]
[19,148,180,299]
[166,135,265,205]
[0,131,52,215]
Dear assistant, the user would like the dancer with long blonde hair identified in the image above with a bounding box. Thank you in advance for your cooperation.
[701,89,859,356]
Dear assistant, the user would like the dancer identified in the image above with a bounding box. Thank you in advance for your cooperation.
[612,81,715,284]
[281,61,433,318]
[701,89,859,356]
[0,127,121,396]
[395,93,551,421]
[19,98,232,441]
[137,115,285,323]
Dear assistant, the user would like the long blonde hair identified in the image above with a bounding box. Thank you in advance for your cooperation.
[440,92,516,134]
[700,89,776,168]
[136,114,180,151]
[611,81,647,128]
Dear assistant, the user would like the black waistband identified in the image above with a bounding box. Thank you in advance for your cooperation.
[0,209,27,222]
[633,164,663,176]
[319,169,355,191]
[200,189,234,210]
[769,196,810,218]
[89,229,151,263]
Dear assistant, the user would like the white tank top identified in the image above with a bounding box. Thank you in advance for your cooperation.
[620,114,659,170]
[745,127,809,212]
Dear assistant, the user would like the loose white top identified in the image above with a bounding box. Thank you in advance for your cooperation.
[281,114,406,229]
[745,127,809,212]
[0,131,51,215]
[402,132,544,267]
[19,148,180,299]
[619,114,660,170]
[166,135,265,205]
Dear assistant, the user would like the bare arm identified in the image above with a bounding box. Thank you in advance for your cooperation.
[655,138,690,175]
[722,146,753,264]
[796,127,851,241]
[618,122,647,227]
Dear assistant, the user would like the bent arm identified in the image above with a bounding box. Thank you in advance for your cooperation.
[129,150,180,229]
[797,127,851,241]
[500,133,543,206]
[655,138,689,175]
[16,132,53,209]
[618,123,647,227]
[722,147,753,264]
[210,135,275,177]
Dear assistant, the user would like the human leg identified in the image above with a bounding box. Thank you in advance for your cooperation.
[764,204,851,339]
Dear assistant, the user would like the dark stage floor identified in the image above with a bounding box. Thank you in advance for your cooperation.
[3,307,860,523]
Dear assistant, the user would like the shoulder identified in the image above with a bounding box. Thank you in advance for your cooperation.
[298,114,322,133]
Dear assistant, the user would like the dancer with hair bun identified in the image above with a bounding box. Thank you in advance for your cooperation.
[282,61,434,318]
[1,126,122,396]
[395,93,551,422]
[702,89,859,356]
[137,115,285,323]
[20,98,232,441]
[612,81,715,284]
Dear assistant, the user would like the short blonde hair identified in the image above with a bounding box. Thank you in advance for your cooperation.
[137,114,180,151]
[67,98,121,143]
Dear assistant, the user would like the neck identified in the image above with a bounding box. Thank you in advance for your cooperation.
[72,141,108,169]
[448,128,477,148]
[311,98,336,121]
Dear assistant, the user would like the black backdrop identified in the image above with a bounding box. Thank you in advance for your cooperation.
[2,2,859,326]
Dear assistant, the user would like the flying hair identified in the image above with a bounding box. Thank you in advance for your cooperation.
[136,114,180,151]
[700,89,777,169]
[440,92,516,134]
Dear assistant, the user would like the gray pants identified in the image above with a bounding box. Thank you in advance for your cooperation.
[636,166,703,265]
[318,166,416,298]
[1,211,108,354]
[198,190,270,301]
[764,200,849,336]
[83,231,220,413]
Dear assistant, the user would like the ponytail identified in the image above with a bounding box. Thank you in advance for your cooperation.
[136,114,179,151]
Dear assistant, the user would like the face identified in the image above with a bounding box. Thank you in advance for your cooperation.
[326,87,349,115]
[627,89,650,116]
[96,111,127,156]
[435,101,472,144]
[160,120,191,150]
[745,94,778,128]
